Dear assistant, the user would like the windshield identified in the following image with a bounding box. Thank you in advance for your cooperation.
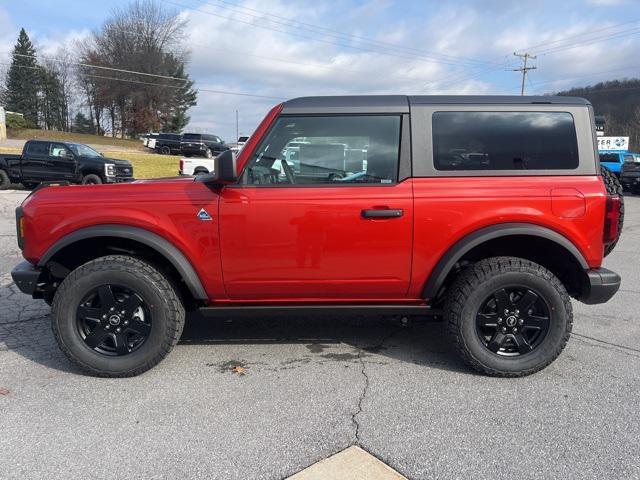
[68,143,102,158]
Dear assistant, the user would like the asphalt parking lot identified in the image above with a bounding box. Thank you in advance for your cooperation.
[1,190,639,480]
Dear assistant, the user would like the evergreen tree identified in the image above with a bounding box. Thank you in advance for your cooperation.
[5,29,39,126]
[73,112,95,134]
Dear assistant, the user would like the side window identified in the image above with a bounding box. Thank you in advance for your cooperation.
[623,154,635,163]
[244,115,401,185]
[49,143,70,158]
[432,111,579,171]
[26,142,49,156]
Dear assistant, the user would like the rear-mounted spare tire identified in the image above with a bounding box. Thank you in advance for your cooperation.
[601,165,624,257]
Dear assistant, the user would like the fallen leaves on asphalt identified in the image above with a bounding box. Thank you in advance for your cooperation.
[0,387,10,395]
[232,366,247,375]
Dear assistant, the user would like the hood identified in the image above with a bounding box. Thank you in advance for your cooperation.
[132,176,194,184]
[103,157,133,166]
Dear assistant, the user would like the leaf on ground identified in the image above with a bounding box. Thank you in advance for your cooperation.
[232,366,247,375]
[0,387,10,395]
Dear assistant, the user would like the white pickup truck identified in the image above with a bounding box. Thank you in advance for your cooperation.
[179,157,216,175]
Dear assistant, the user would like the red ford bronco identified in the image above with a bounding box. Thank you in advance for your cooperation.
[11,95,623,377]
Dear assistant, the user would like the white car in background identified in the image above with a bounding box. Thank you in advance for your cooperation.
[179,157,216,176]
[145,133,159,150]
[230,136,250,153]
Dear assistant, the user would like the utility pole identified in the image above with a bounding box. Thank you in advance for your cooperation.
[512,52,537,96]
[235,110,239,142]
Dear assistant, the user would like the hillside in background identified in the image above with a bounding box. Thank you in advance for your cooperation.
[557,79,640,151]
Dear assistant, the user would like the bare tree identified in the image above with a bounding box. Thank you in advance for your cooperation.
[75,0,196,137]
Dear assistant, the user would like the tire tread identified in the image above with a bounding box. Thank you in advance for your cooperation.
[445,256,573,377]
[51,255,185,377]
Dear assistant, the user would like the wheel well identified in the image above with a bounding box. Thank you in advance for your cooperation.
[43,237,199,310]
[433,235,586,304]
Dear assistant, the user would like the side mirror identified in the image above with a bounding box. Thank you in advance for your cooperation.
[197,149,238,186]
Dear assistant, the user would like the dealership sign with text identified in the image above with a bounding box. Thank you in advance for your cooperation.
[598,136,629,151]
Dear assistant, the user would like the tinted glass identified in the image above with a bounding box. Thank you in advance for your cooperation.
[245,115,401,185]
[182,134,201,141]
[433,111,579,171]
[26,142,49,155]
[600,153,621,164]
[623,154,635,163]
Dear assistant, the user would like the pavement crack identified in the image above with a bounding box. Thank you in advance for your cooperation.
[351,348,369,444]
[571,331,640,358]
[351,324,406,445]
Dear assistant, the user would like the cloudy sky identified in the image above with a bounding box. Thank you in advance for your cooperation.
[1,0,639,140]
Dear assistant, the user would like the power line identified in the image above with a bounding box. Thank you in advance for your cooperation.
[0,61,286,100]
[518,19,640,52]
[512,52,537,95]
[160,0,498,68]
[194,0,501,68]
[537,27,640,55]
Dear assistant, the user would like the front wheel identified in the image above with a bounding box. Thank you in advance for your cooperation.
[51,255,185,377]
[81,174,102,185]
[445,257,572,377]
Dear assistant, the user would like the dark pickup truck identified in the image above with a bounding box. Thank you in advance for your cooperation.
[0,140,134,189]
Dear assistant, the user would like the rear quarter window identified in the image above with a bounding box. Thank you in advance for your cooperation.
[26,142,49,155]
[433,111,579,171]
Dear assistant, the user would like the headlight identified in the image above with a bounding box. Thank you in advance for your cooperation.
[105,164,116,176]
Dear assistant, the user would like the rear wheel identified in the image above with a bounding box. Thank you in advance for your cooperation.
[445,257,572,377]
[601,165,624,256]
[0,170,10,190]
[51,255,185,377]
[161,146,171,155]
[81,174,102,185]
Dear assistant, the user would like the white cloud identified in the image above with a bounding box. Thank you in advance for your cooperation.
[2,1,639,139]
[585,0,627,5]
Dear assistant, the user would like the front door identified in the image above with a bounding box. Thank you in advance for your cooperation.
[219,114,413,300]
[48,143,77,180]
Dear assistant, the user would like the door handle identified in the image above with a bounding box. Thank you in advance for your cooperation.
[361,209,403,219]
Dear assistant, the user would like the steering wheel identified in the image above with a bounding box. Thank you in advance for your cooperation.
[281,160,296,184]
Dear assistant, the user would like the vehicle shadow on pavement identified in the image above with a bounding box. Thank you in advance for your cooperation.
[180,312,471,374]
[2,299,469,376]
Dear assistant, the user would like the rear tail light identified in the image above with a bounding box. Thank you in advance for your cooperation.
[179,159,184,171]
[603,195,621,244]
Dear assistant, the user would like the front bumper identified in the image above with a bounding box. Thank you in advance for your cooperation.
[580,268,621,305]
[11,261,42,296]
[105,176,135,184]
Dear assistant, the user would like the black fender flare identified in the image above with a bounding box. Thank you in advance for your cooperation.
[422,223,589,299]
[38,224,208,299]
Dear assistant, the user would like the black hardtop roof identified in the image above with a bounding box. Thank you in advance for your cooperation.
[281,95,591,114]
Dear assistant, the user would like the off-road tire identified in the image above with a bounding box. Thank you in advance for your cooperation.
[445,256,572,377]
[601,165,624,256]
[0,169,10,190]
[51,255,185,377]
[161,146,171,155]
[81,174,102,185]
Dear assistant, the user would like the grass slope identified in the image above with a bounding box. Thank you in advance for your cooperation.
[8,129,144,150]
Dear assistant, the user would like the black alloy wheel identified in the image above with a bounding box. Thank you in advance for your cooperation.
[475,286,550,356]
[76,284,152,356]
